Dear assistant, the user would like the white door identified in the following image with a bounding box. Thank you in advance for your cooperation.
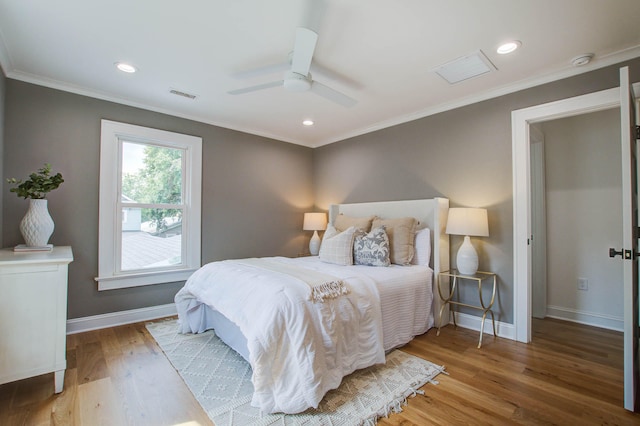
[619,65,639,411]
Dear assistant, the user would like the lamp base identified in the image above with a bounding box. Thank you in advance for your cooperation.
[309,230,321,255]
[456,235,479,275]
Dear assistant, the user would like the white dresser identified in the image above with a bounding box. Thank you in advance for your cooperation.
[0,246,73,393]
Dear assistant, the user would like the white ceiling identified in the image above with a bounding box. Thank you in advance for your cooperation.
[0,0,639,148]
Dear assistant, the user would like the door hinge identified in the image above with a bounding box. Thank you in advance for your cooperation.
[636,125,640,140]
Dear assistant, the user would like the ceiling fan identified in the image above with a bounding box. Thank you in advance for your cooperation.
[228,26,357,108]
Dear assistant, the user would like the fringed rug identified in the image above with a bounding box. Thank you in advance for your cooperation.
[146,319,445,426]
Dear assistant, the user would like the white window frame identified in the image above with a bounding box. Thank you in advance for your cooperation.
[96,120,202,291]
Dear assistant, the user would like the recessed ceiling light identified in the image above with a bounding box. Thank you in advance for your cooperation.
[115,62,137,73]
[302,119,314,126]
[497,41,521,55]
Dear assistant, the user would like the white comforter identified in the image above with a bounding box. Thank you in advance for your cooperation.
[174,256,385,414]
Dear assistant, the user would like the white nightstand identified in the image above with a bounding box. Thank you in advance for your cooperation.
[0,246,73,393]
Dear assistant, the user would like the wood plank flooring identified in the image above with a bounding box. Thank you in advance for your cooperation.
[1,317,639,425]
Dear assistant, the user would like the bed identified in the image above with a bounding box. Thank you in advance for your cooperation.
[174,198,450,414]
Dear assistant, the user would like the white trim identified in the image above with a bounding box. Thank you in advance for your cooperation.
[446,312,516,341]
[66,303,177,335]
[96,268,197,290]
[97,120,202,290]
[511,82,640,344]
[546,305,623,332]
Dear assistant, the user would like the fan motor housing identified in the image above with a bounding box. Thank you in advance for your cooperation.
[283,71,312,92]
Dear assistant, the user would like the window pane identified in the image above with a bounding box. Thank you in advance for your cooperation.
[121,207,183,271]
[121,141,183,205]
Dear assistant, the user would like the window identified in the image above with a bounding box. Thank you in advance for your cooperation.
[96,120,202,290]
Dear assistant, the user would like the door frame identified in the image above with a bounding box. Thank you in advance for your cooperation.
[511,84,640,343]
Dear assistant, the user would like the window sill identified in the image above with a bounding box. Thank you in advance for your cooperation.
[95,268,197,291]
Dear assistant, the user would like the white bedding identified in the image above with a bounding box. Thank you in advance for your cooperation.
[293,256,434,351]
[174,256,433,414]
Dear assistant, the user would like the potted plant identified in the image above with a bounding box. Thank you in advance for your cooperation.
[7,163,64,248]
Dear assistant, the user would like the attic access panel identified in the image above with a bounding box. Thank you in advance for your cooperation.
[433,50,497,84]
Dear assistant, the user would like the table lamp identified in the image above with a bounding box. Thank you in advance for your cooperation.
[303,212,327,255]
[445,208,489,275]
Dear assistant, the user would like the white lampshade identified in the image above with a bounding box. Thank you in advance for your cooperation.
[445,208,489,237]
[303,212,327,255]
[446,208,489,275]
[303,212,327,231]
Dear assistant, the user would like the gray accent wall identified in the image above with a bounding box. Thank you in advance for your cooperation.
[3,80,314,319]
[314,57,640,324]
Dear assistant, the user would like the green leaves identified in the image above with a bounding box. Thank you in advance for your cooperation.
[121,145,183,233]
[6,163,64,199]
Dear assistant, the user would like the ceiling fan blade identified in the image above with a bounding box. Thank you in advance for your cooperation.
[310,81,357,108]
[232,61,290,79]
[290,27,318,76]
[228,80,283,95]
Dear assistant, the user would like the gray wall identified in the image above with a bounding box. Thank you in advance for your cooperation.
[3,80,314,319]
[314,57,640,324]
[542,109,622,328]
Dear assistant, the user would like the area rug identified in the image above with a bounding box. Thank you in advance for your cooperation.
[146,319,445,426]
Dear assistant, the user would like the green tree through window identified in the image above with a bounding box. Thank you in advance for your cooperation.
[122,144,184,233]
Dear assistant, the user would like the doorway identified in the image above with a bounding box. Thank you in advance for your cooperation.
[512,75,640,411]
[512,87,623,343]
[530,109,623,331]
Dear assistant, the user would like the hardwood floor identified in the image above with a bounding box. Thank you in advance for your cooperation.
[1,317,639,425]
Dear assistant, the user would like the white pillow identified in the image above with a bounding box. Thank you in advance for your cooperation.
[411,228,431,266]
[319,225,357,265]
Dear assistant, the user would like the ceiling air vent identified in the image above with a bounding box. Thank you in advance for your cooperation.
[169,88,197,99]
[432,50,497,84]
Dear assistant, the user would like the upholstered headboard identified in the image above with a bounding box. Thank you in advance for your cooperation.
[329,198,450,326]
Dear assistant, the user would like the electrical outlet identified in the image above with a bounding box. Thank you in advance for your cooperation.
[577,278,588,291]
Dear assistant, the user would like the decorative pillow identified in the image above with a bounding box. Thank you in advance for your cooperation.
[354,226,390,267]
[319,226,357,265]
[333,214,375,232]
[411,228,431,266]
[372,217,417,265]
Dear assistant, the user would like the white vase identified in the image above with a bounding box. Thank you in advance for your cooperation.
[20,199,55,247]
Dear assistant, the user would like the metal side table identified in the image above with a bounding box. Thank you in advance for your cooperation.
[436,269,497,348]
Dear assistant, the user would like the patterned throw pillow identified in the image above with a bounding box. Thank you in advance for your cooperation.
[319,225,357,265]
[353,226,390,267]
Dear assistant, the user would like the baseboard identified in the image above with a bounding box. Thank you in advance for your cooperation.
[66,303,177,335]
[545,305,623,332]
[445,312,516,341]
